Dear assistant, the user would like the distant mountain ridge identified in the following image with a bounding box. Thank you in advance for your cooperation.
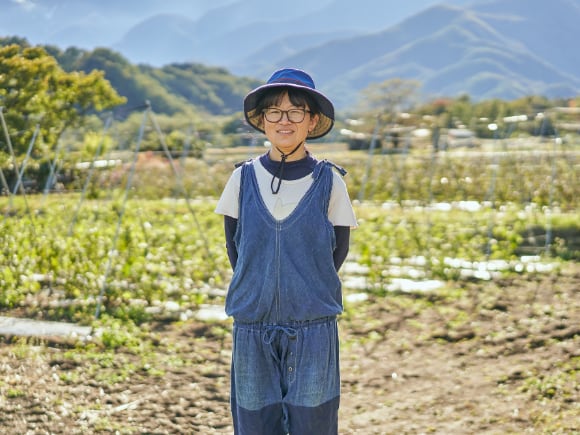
[111,0,468,69]
[1,0,579,106]
[293,1,580,106]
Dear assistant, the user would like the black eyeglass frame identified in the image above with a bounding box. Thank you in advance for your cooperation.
[262,108,311,123]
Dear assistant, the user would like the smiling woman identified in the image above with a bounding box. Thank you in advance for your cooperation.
[215,68,357,435]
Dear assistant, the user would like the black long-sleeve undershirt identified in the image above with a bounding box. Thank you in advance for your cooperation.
[223,215,350,271]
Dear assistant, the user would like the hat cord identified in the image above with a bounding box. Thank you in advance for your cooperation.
[270,142,303,194]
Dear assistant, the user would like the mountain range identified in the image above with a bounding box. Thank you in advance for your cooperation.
[1,0,579,107]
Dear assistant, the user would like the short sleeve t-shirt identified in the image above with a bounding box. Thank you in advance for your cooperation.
[215,158,357,227]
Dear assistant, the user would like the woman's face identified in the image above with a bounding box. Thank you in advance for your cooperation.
[263,92,319,153]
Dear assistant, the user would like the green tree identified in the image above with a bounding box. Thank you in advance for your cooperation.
[0,44,126,157]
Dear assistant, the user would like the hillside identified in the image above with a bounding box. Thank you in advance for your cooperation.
[21,40,260,118]
[274,1,580,106]
[1,0,578,106]
[2,0,579,116]
[110,0,580,104]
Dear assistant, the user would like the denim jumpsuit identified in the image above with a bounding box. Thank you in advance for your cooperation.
[227,160,343,435]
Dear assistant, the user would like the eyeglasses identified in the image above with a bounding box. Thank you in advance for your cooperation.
[262,108,310,123]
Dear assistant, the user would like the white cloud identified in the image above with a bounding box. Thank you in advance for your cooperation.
[11,0,37,11]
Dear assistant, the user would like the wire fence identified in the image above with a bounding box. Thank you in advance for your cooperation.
[1,104,578,321]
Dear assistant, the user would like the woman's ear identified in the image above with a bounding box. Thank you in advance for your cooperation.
[309,113,320,132]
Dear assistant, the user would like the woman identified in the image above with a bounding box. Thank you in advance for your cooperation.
[215,68,357,435]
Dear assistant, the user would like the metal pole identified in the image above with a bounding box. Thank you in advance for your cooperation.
[0,107,36,227]
[95,106,149,319]
[485,125,500,259]
[12,124,40,194]
[42,139,64,200]
[0,168,10,196]
[0,106,20,206]
[545,131,559,256]
[357,114,381,202]
[424,137,440,272]
[147,109,214,261]
[68,114,113,236]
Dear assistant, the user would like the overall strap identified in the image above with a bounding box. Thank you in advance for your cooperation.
[311,159,342,214]
[325,159,347,176]
[312,159,347,180]
[236,159,255,217]
[234,158,253,168]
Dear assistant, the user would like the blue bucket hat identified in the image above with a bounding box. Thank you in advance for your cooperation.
[244,68,335,140]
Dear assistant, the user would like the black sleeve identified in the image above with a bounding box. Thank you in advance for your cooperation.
[224,215,238,270]
[333,225,351,271]
[226,218,348,271]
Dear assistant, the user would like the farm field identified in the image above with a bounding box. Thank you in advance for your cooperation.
[0,266,578,434]
[1,144,579,434]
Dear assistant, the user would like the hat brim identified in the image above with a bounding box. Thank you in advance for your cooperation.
[244,82,334,140]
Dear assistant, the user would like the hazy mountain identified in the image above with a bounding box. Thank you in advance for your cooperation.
[1,0,579,105]
[113,0,474,69]
[472,0,580,78]
[1,0,472,66]
[114,14,199,67]
[266,1,580,105]
[0,0,235,48]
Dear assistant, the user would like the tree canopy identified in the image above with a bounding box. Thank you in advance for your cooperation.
[0,44,126,156]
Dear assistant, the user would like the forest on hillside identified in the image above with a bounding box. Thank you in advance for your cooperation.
[1,35,579,182]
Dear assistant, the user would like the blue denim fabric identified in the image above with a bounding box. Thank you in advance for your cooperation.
[227,159,344,434]
[226,160,342,323]
[231,317,340,435]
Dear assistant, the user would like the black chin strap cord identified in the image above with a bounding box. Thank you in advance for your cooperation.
[270,142,303,194]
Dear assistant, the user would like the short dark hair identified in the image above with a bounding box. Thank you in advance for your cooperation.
[254,87,321,117]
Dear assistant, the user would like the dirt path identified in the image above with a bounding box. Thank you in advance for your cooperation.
[1,266,579,434]
[340,272,580,434]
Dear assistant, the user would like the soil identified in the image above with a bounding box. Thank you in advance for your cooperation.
[1,265,579,434]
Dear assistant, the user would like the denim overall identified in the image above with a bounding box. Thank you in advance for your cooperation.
[228,160,342,435]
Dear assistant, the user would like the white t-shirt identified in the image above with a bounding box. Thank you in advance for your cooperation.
[215,158,357,227]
